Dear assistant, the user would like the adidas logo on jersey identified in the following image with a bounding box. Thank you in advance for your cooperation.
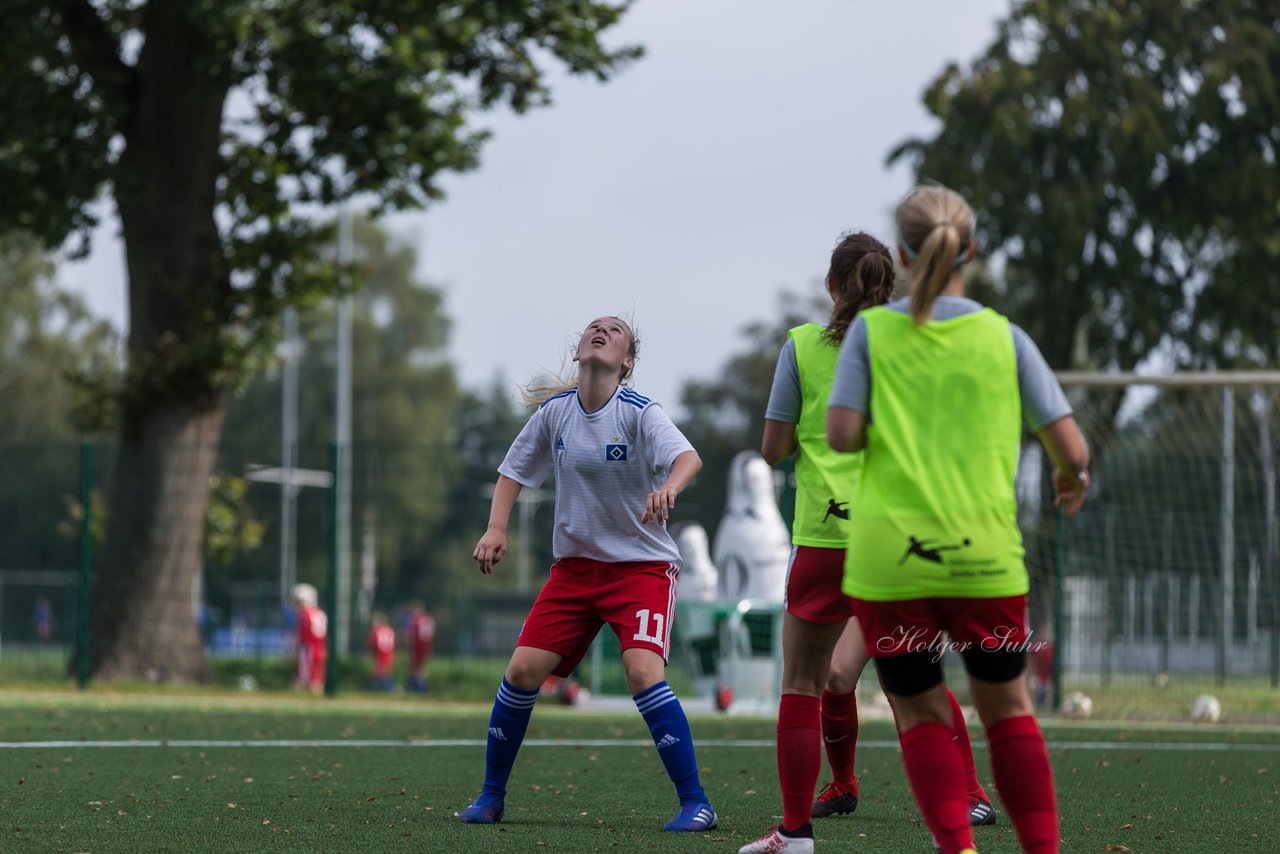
[554,436,565,451]
[488,726,507,741]
[655,733,681,749]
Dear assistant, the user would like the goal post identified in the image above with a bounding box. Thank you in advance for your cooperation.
[1039,371,1280,711]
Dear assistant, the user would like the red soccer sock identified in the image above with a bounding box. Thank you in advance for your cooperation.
[777,693,822,832]
[988,715,1059,853]
[946,689,989,803]
[899,722,975,854]
[819,689,858,792]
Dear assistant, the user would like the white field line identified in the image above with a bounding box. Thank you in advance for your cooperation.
[1,738,1278,751]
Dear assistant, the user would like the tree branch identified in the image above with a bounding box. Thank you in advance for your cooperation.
[57,0,137,107]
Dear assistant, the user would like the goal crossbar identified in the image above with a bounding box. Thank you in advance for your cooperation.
[1057,371,1280,388]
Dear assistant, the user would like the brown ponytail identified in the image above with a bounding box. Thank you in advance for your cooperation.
[821,232,896,345]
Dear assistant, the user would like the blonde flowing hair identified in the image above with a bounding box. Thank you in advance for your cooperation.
[521,316,640,408]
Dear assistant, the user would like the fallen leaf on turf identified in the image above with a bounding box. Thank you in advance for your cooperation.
[1119,823,1134,829]
[1103,845,1133,853]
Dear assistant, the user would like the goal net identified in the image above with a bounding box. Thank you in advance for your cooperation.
[1027,372,1280,713]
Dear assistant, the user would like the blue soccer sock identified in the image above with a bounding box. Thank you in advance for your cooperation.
[634,681,706,804]
[480,677,539,797]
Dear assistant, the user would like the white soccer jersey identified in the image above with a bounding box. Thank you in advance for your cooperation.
[498,386,695,565]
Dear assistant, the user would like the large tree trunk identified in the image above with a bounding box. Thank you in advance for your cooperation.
[91,405,224,682]
[86,3,234,683]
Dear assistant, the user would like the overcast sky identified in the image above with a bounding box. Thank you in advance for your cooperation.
[61,0,1012,418]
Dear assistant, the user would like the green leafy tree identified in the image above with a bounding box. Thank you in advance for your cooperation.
[888,0,1280,643]
[888,0,1280,372]
[0,233,120,573]
[0,0,639,682]
[443,379,545,589]
[677,291,828,540]
[0,233,121,439]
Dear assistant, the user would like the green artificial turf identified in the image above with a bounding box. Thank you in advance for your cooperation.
[0,692,1276,852]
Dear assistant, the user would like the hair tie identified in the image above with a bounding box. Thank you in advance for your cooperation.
[897,221,971,265]
[896,221,918,260]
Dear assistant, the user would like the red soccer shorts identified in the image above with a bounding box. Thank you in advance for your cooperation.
[851,594,1029,659]
[410,642,434,672]
[785,545,856,623]
[298,645,326,687]
[517,557,679,678]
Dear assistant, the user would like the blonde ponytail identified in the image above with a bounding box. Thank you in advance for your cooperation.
[896,185,976,325]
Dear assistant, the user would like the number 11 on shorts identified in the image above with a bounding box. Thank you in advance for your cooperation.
[633,609,665,645]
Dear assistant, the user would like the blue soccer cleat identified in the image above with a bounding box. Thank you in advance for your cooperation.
[663,800,718,832]
[457,792,505,824]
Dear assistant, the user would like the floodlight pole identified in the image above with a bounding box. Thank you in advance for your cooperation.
[280,307,300,608]
[335,209,354,655]
[77,441,93,690]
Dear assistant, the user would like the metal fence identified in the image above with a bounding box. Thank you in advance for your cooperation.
[2,375,1278,722]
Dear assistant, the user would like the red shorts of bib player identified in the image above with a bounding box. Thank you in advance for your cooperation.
[851,594,1030,660]
[784,545,856,624]
[517,557,678,678]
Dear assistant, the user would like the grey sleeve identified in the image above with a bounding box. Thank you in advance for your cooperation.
[1012,324,1073,431]
[828,317,871,413]
[764,339,801,423]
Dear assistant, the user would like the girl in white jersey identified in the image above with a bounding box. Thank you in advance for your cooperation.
[459,316,718,833]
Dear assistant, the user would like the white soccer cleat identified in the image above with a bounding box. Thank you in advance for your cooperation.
[738,826,814,853]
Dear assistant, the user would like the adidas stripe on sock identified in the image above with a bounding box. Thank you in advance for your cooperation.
[480,677,539,797]
[635,681,705,804]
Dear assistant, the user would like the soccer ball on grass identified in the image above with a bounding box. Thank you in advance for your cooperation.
[1061,691,1093,720]
[1190,694,1222,723]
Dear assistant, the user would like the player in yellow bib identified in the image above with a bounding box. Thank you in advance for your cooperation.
[828,185,1089,854]
[740,233,991,854]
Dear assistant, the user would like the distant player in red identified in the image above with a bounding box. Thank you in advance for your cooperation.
[34,597,55,642]
[369,611,396,691]
[405,600,436,693]
[292,583,327,694]
[1031,636,1056,708]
